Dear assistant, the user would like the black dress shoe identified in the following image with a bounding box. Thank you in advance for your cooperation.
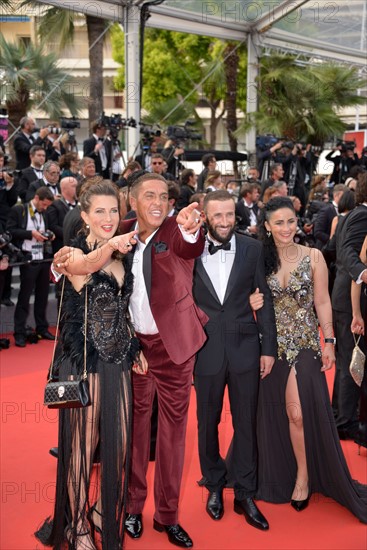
[15,335,26,347]
[206,490,224,520]
[1,298,14,307]
[291,495,310,512]
[153,520,193,548]
[49,447,58,459]
[37,331,55,341]
[234,497,269,531]
[125,513,143,539]
[0,338,10,349]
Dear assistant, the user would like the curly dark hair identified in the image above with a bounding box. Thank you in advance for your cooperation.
[258,197,296,276]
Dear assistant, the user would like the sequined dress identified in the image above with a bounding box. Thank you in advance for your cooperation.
[256,255,367,523]
[35,235,139,549]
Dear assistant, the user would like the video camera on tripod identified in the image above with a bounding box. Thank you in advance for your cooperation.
[97,113,137,139]
[139,124,162,148]
[166,120,202,147]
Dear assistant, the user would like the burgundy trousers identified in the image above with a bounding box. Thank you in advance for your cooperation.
[127,332,194,525]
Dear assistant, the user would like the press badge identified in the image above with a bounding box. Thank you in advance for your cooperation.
[31,243,43,261]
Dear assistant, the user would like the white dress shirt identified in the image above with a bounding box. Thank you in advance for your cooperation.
[202,234,236,304]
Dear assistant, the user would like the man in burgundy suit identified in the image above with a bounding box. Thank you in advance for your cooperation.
[123,173,207,548]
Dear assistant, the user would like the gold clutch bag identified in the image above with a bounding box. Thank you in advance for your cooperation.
[349,334,365,387]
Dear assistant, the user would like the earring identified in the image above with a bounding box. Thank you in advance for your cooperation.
[267,230,271,237]
[86,224,90,232]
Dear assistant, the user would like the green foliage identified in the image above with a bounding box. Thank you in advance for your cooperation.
[36,6,76,51]
[112,26,217,111]
[0,35,81,118]
[251,54,366,142]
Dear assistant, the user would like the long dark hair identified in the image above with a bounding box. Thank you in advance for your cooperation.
[258,197,296,276]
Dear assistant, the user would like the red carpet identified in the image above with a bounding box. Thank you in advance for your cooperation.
[1,337,366,550]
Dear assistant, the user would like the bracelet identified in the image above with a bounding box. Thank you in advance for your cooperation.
[324,337,336,345]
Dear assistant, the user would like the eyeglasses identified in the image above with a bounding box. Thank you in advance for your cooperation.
[152,162,163,165]
[47,171,60,176]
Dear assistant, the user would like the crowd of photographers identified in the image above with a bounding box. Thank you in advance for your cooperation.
[0,116,367,358]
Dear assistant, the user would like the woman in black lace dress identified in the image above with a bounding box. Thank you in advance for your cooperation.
[36,181,146,549]
[255,197,367,523]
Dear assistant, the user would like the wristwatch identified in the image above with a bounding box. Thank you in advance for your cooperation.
[324,337,336,345]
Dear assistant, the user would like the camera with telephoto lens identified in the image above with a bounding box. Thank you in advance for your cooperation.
[0,232,26,265]
[48,127,62,135]
[140,123,162,147]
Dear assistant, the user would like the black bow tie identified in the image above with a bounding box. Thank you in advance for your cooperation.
[98,138,104,142]
[208,241,231,255]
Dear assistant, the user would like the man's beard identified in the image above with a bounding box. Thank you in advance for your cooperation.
[207,221,235,244]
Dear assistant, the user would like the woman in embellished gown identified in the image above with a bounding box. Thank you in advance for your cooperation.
[36,181,146,549]
[255,197,367,523]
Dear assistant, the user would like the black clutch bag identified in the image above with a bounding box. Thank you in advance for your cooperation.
[44,378,91,409]
[44,278,91,409]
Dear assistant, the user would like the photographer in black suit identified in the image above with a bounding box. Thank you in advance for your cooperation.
[193,191,276,530]
[13,116,50,170]
[17,146,45,202]
[235,182,261,236]
[83,121,110,178]
[6,186,55,347]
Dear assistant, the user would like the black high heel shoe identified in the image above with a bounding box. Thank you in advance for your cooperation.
[290,493,310,512]
[88,504,103,536]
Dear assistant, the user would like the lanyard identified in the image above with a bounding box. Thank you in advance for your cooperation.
[28,203,43,232]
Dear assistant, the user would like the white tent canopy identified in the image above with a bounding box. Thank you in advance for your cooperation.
[32,0,367,154]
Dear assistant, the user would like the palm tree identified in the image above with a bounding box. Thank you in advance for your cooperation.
[0,35,81,163]
[250,54,366,143]
[22,1,108,123]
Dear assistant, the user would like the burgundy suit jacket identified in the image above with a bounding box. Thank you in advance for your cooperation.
[121,216,208,365]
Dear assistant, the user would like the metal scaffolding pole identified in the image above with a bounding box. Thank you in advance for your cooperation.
[246,33,259,158]
[122,4,140,158]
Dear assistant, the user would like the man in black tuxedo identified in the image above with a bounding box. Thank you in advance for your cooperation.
[17,146,46,202]
[332,174,367,440]
[83,121,110,178]
[6,186,55,347]
[235,182,261,236]
[25,160,61,202]
[46,176,78,253]
[193,190,277,530]
[313,183,346,250]
[13,116,50,170]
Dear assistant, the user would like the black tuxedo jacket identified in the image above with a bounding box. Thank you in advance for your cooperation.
[314,203,337,249]
[17,167,43,202]
[341,205,367,281]
[13,133,46,170]
[46,198,73,252]
[332,205,367,312]
[83,136,111,177]
[0,184,18,231]
[6,202,50,250]
[235,200,259,232]
[25,180,60,203]
[193,234,277,376]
